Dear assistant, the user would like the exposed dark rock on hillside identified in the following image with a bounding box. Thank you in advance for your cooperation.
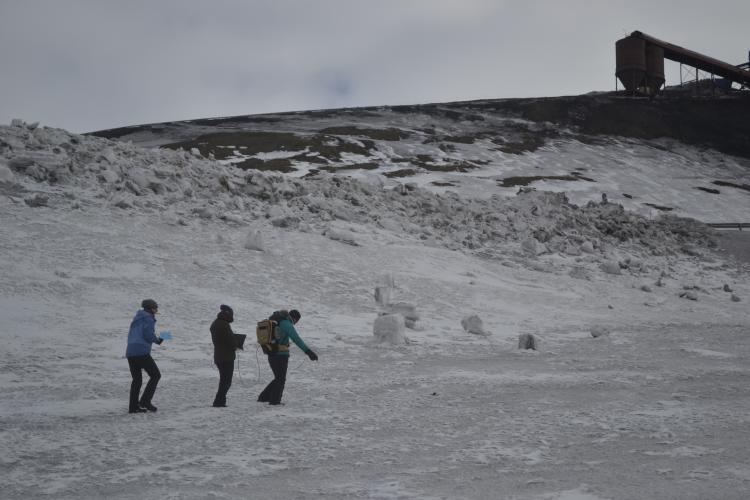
[89,93,750,166]
[465,94,750,159]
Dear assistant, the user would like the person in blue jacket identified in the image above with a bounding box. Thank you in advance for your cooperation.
[126,299,164,413]
[257,309,318,405]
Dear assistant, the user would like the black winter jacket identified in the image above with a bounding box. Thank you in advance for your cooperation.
[210,310,236,363]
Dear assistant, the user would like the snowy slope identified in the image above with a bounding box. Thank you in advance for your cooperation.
[1,118,750,500]
[91,95,750,224]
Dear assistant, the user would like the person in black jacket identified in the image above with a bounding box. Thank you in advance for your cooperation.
[210,304,238,407]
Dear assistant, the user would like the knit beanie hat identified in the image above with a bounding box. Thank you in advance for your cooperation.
[141,299,158,311]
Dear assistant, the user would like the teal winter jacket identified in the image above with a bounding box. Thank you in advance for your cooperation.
[270,312,310,357]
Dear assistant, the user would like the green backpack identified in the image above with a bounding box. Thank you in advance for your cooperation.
[256,319,276,348]
[256,310,289,351]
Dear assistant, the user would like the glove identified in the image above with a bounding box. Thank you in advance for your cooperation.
[306,349,318,361]
[156,337,164,345]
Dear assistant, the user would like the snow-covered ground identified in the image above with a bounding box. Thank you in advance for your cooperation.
[1,120,749,499]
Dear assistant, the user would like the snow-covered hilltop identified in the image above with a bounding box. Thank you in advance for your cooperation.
[1,98,749,500]
[90,94,750,223]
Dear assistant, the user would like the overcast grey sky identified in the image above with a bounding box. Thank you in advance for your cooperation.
[1,0,748,133]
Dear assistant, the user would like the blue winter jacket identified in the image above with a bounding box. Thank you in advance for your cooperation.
[126,309,158,357]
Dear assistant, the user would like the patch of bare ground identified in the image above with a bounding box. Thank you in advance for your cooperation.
[643,202,674,211]
[420,162,481,173]
[232,158,296,173]
[163,131,309,159]
[88,124,163,140]
[713,180,750,193]
[498,172,595,187]
[383,168,418,178]
[320,162,380,172]
[163,131,377,162]
[318,126,410,141]
[409,154,486,173]
[465,94,750,159]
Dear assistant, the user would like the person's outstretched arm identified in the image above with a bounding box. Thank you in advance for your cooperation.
[283,322,317,360]
[143,317,161,345]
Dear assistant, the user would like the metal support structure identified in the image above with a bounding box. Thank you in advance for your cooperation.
[617,32,749,96]
[679,64,704,93]
[680,64,697,86]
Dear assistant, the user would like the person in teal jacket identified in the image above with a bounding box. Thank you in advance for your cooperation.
[257,309,318,405]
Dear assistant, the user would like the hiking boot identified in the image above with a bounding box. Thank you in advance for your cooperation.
[129,407,147,414]
[139,402,158,412]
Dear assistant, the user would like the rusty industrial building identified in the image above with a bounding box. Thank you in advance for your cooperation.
[615,31,750,96]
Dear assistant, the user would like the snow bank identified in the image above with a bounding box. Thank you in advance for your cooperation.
[0,123,720,280]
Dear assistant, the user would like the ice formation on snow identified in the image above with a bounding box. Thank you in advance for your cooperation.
[243,230,265,251]
[461,314,488,335]
[373,313,406,344]
[374,286,393,307]
[589,326,610,338]
[518,332,540,350]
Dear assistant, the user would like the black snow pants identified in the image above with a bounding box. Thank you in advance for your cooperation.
[257,354,288,404]
[127,354,161,411]
[213,361,234,407]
